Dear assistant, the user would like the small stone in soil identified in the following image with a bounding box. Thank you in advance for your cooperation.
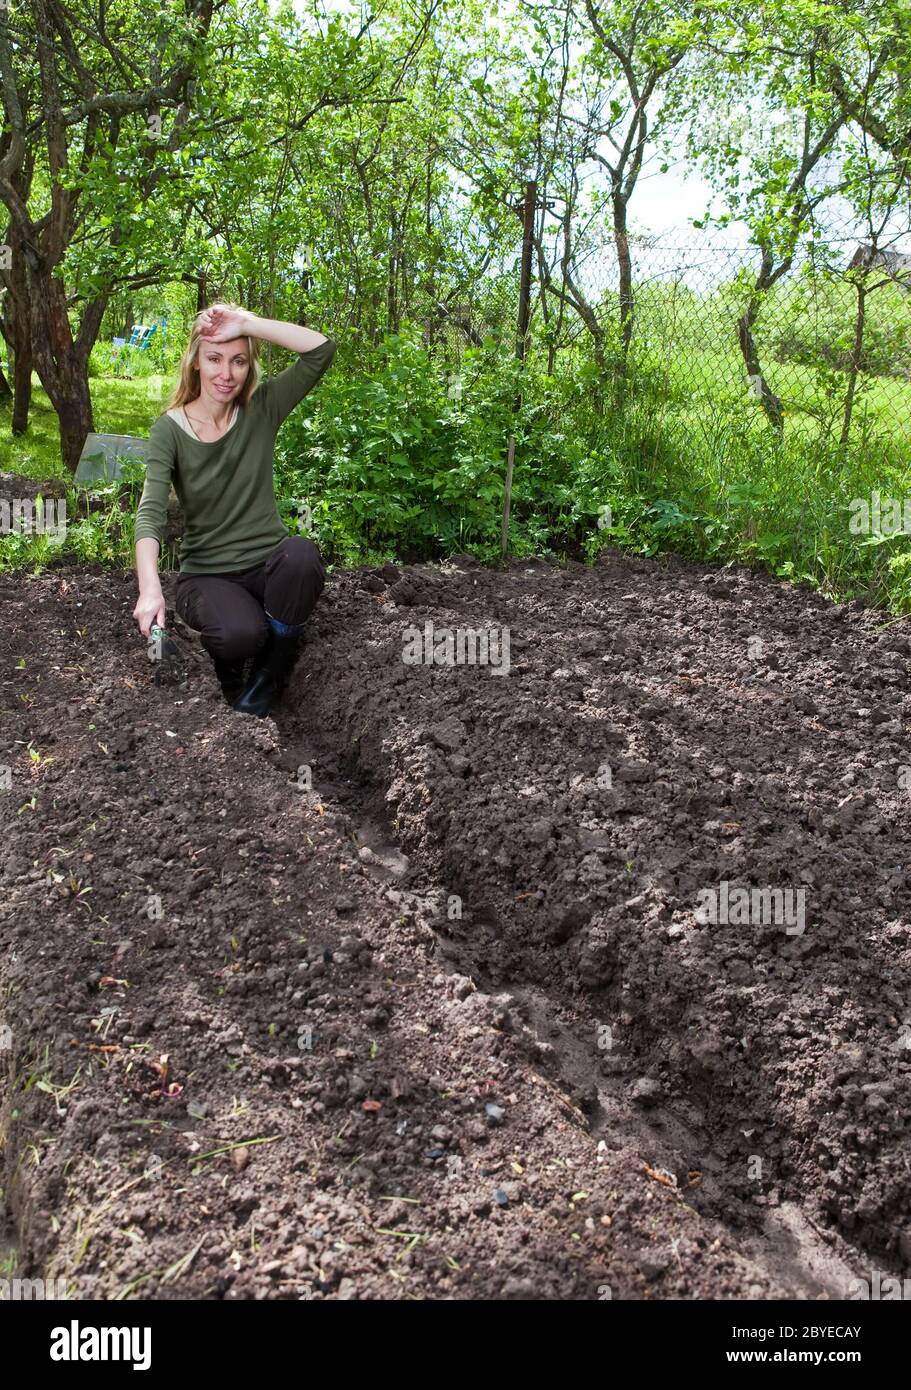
[629,1077,662,1107]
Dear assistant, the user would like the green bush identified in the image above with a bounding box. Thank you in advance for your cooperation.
[274,324,525,562]
[764,274,911,380]
[89,341,167,381]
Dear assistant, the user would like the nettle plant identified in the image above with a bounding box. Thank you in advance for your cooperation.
[275,327,541,562]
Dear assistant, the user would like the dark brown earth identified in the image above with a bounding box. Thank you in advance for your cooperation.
[1,548,910,1300]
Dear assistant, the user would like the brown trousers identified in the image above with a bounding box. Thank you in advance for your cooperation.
[175,535,325,662]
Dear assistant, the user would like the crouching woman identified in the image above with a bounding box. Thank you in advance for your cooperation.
[132,303,336,717]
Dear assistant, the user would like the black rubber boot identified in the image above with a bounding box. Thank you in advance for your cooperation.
[212,654,247,704]
[232,633,303,718]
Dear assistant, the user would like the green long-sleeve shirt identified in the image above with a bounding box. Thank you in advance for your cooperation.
[134,336,337,573]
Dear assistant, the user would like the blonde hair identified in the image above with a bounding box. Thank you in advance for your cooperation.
[166,301,262,410]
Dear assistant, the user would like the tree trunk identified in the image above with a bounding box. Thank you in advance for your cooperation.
[840,278,866,446]
[609,199,634,416]
[737,249,785,433]
[11,328,32,434]
[613,202,634,359]
[54,373,95,472]
[29,270,97,473]
[738,300,784,433]
[0,311,11,398]
[3,248,33,433]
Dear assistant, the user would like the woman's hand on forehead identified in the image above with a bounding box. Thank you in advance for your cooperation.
[198,306,250,344]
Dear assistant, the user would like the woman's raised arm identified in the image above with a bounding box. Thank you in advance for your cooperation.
[198,306,329,356]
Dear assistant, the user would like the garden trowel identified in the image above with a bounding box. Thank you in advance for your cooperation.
[147,623,187,686]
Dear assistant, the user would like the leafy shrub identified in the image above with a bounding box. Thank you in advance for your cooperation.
[764,275,911,380]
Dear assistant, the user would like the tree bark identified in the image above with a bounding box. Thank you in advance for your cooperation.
[0,311,12,400]
[737,249,786,433]
[28,267,99,473]
[840,277,867,447]
[11,322,31,433]
[2,259,33,434]
[613,206,633,358]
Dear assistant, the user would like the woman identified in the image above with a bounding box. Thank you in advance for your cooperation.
[132,303,336,718]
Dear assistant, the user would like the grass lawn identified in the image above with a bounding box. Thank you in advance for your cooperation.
[629,339,911,454]
[0,375,169,480]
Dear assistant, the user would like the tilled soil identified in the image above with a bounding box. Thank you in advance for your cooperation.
[1,549,909,1300]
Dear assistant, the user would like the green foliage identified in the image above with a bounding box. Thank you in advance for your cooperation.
[89,342,164,381]
[766,275,911,380]
[274,325,522,561]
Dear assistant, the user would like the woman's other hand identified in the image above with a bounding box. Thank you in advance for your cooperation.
[133,586,166,638]
[198,305,251,343]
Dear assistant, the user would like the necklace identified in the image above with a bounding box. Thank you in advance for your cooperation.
[184,404,236,440]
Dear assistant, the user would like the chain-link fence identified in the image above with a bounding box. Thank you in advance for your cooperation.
[417,226,911,457]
